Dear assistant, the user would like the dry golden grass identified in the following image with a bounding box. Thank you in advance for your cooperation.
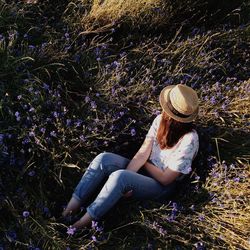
[202,163,250,249]
[198,79,250,129]
[80,0,174,32]
[90,0,161,20]
[226,79,250,126]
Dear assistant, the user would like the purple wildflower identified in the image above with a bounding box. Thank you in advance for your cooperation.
[154,110,161,115]
[111,87,116,96]
[233,177,240,182]
[198,214,205,221]
[195,175,200,181]
[112,61,120,68]
[2,146,9,157]
[22,137,30,145]
[29,131,35,137]
[66,226,76,236]
[85,96,90,103]
[43,83,50,90]
[50,131,57,137]
[172,202,178,209]
[91,101,97,109]
[221,103,227,110]
[92,221,98,229]
[94,47,100,56]
[194,242,205,250]
[28,45,35,50]
[28,170,36,177]
[130,128,136,136]
[167,202,178,221]
[80,135,86,142]
[0,134,4,144]
[40,128,46,133]
[120,52,126,57]
[29,107,35,112]
[64,46,71,51]
[211,197,218,203]
[53,111,59,118]
[96,225,104,232]
[66,119,71,126]
[210,96,216,105]
[91,235,97,242]
[41,42,48,49]
[23,211,30,218]
[15,111,20,121]
[75,119,83,127]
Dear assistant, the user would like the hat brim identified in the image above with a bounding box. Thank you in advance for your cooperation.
[159,85,199,123]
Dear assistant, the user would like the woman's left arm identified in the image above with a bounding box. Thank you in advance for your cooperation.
[144,162,181,186]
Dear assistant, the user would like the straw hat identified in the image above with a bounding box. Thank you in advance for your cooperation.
[159,84,199,123]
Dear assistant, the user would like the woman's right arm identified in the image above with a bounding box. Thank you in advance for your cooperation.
[126,138,153,172]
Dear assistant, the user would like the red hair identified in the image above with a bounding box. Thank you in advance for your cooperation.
[157,112,195,149]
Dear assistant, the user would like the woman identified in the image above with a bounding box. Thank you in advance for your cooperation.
[61,84,199,230]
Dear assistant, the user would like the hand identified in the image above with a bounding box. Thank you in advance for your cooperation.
[123,190,133,198]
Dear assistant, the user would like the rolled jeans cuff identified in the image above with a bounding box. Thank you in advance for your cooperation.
[72,193,82,202]
[86,205,99,221]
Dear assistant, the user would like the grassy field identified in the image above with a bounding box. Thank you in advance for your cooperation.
[0,0,249,249]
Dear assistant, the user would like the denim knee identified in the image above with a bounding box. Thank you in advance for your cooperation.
[108,170,132,192]
[92,152,114,165]
[89,152,111,171]
[91,152,129,171]
[92,151,109,163]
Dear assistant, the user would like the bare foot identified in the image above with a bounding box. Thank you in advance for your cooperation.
[71,220,85,230]
[72,212,92,230]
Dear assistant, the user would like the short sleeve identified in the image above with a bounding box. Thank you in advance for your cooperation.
[145,114,161,139]
[167,131,199,174]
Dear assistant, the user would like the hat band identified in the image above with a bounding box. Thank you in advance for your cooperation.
[167,99,191,118]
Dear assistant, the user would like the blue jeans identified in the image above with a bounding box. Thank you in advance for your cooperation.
[72,152,176,221]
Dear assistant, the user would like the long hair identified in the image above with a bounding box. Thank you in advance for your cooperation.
[157,112,195,149]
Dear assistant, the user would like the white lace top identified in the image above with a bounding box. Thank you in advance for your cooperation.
[146,114,199,175]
